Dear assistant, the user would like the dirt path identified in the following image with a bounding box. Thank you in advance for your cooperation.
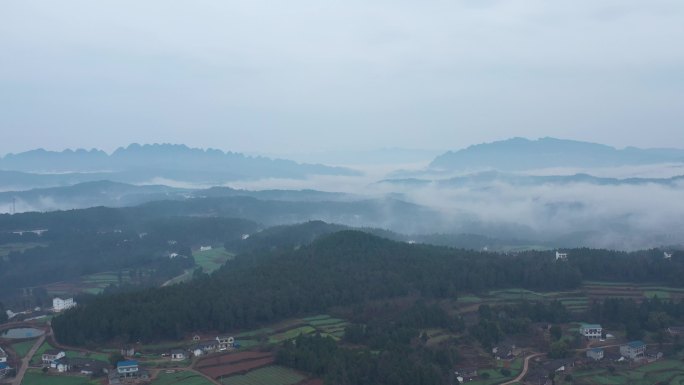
[500,353,542,385]
[9,333,45,385]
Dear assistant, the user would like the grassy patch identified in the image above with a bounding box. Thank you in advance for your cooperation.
[268,326,316,344]
[21,369,100,385]
[236,328,274,338]
[151,371,214,385]
[220,365,306,385]
[193,247,234,273]
[11,340,38,358]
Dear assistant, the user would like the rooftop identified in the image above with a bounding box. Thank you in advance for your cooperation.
[626,340,646,348]
[117,360,138,368]
[589,347,604,352]
[580,323,602,329]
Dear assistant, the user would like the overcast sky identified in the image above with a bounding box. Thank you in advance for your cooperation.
[1,0,683,156]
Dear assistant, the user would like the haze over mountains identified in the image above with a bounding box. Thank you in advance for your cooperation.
[2,137,684,250]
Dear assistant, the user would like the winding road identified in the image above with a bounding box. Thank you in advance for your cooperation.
[8,333,46,385]
[500,353,542,385]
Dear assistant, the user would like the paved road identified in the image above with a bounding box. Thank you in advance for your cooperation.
[9,333,45,385]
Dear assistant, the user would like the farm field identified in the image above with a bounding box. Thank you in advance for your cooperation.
[235,314,347,346]
[193,247,234,273]
[44,269,140,297]
[21,369,99,385]
[453,281,684,316]
[572,359,684,385]
[150,371,214,385]
[220,365,306,385]
[196,351,275,379]
[10,339,37,358]
[0,242,45,257]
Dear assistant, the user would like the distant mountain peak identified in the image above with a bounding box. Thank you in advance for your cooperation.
[430,137,684,171]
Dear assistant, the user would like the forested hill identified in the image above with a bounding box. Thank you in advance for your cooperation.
[53,231,682,345]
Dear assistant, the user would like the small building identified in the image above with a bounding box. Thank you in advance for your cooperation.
[199,246,212,252]
[53,297,76,312]
[620,341,646,360]
[579,323,602,339]
[170,349,187,361]
[664,252,673,259]
[667,326,684,336]
[192,335,201,342]
[555,251,568,261]
[0,347,7,363]
[42,349,66,365]
[587,347,604,361]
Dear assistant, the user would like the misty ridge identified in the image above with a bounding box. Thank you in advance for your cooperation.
[1,137,684,251]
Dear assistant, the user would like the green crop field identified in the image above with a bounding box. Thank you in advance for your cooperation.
[573,360,684,385]
[236,328,274,338]
[0,242,45,257]
[268,326,316,343]
[193,247,234,273]
[220,366,306,385]
[11,340,38,358]
[151,371,214,385]
[307,318,345,327]
[21,369,100,385]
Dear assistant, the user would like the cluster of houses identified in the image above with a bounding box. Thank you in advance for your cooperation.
[189,335,239,357]
[585,340,662,363]
[41,349,109,377]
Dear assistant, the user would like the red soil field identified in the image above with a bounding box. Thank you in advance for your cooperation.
[197,356,274,378]
[196,351,272,368]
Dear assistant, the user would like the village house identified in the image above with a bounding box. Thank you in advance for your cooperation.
[555,251,568,261]
[0,347,7,363]
[199,246,212,251]
[667,326,684,336]
[109,360,149,385]
[492,342,520,360]
[586,347,604,361]
[579,323,602,339]
[454,367,478,382]
[170,349,187,361]
[620,341,646,360]
[53,297,76,312]
[0,362,11,378]
[192,334,201,342]
[192,340,218,357]
[216,336,235,351]
[42,349,66,365]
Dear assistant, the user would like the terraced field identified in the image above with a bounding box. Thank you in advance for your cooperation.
[220,365,306,385]
[455,282,684,317]
[572,359,684,385]
[151,371,214,385]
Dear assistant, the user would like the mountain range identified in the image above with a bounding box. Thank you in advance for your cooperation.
[430,137,684,172]
[0,143,359,188]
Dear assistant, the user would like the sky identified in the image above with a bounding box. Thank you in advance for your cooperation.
[1,0,683,157]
